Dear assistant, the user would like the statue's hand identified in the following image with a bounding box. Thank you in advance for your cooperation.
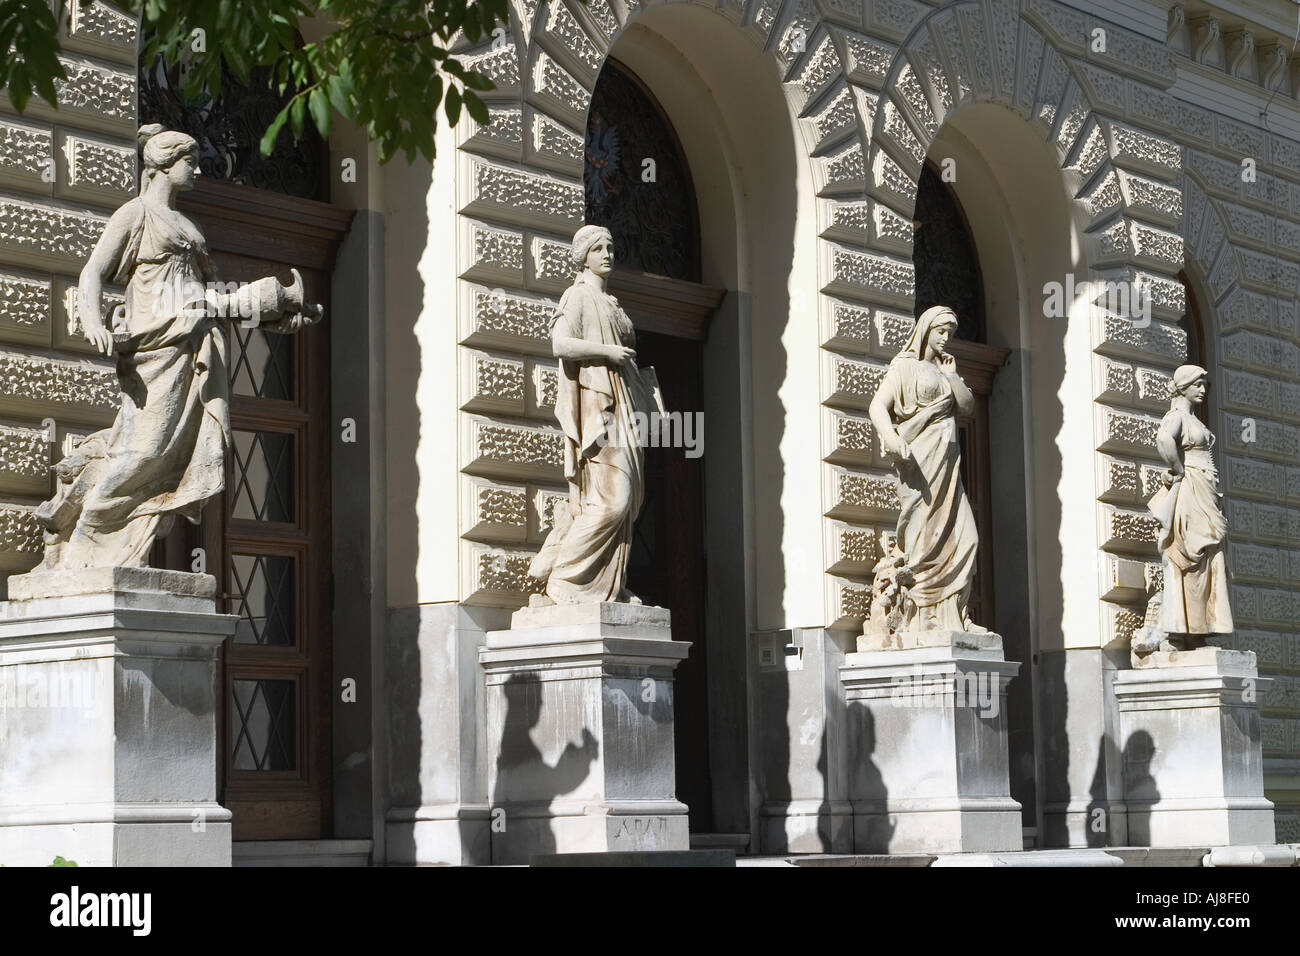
[83,320,114,357]
[884,434,911,461]
[608,345,635,367]
[938,352,958,374]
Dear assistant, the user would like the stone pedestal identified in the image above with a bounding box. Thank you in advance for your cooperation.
[1114,646,1274,847]
[840,630,1022,854]
[480,602,691,865]
[0,568,237,866]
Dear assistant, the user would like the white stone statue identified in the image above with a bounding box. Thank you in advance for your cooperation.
[1133,364,1233,661]
[32,124,322,571]
[527,225,661,606]
[865,305,984,640]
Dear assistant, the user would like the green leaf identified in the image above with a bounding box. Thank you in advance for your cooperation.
[444,84,461,126]
[49,856,77,867]
[308,87,331,137]
[259,107,290,157]
[289,96,306,140]
[463,89,489,125]
[461,70,494,92]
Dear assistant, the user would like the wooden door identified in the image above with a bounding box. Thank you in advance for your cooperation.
[948,339,1009,630]
[613,269,723,832]
[159,180,352,840]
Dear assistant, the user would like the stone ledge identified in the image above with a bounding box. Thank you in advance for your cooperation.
[856,628,1004,654]
[508,600,670,630]
[7,567,216,602]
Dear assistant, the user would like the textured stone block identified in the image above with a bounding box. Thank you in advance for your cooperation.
[1102,506,1161,552]
[528,359,558,416]
[829,246,914,304]
[0,349,116,414]
[0,196,107,266]
[1097,313,1186,364]
[0,271,50,345]
[465,158,582,229]
[462,478,528,544]
[529,52,589,129]
[50,55,135,126]
[825,409,876,467]
[827,522,879,577]
[0,504,42,559]
[0,120,54,191]
[466,223,524,284]
[462,286,557,356]
[464,418,564,480]
[69,1,139,51]
[463,543,543,605]
[826,467,899,521]
[530,113,583,170]
[824,354,887,411]
[462,351,526,415]
[59,133,135,199]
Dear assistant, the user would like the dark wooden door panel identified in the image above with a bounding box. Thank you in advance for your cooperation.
[153,180,349,841]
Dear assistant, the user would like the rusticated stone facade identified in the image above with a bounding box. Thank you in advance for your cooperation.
[446,0,1300,841]
[0,1,135,574]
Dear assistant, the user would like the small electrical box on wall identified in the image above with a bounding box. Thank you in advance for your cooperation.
[754,631,803,672]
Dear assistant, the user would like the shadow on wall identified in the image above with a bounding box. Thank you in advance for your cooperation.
[847,703,893,852]
[492,672,598,864]
[381,152,432,864]
[1120,730,1160,847]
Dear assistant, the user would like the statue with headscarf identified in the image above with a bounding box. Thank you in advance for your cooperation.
[1133,364,1233,661]
[865,305,983,639]
[527,225,663,605]
[30,124,323,571]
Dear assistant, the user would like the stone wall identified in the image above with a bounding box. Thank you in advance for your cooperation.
[1167,5,1300,843]
[0,1,136,577]
[449,0,1300,839]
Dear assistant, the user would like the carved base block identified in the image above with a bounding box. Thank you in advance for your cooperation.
[0,568,237,866]
[481,602,691,865]
[1114,645,1275,847]
[840,631,1023,854]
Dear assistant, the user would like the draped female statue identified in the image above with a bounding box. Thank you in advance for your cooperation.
[34,124,322,571]
[1144,364,1233,644]
[528,225,661,605]
[866,305,984,637]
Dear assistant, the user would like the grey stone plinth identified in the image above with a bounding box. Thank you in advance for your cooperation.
[840,631,1023,854]
[0,569,237,866]
[481,602,691,865]
[1114,645,1275,848]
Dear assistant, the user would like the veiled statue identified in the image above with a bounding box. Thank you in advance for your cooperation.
[1133,364,1233,661]
[865,305,984,641]
[33,124,322,571]
[528,225,662,606]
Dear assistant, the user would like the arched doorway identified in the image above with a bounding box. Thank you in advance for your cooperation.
[141,57,352,841]
[923,102,1094,846]
[585,4,811,844]
[583,57,724,832]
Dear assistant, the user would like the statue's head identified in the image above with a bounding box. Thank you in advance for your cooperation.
[1171,364,1209,404]
[571,224,614,278]
[901,305,958,362]
[138,124,199,193]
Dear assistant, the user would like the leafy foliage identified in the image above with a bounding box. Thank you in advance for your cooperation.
[0,0,69,112]
[49,856,78,866]
[3,0,510,164]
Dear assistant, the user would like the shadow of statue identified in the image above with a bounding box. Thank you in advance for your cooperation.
[847,702,894,852]
[491,672,598,863]
[1122,730,1160,847]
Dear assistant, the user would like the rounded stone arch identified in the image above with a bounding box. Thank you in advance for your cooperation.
[843,0,1190,653]
[456,0,874,625]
